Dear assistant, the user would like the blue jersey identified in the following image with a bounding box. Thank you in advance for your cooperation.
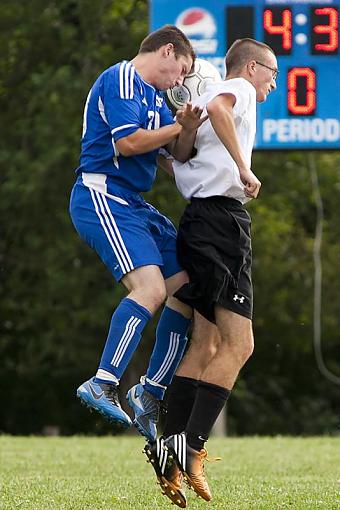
[76,60,175,193]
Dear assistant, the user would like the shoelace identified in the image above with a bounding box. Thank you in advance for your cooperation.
[142,392,160,421]
[101,384,121,407]
[200,449,222,463]
[192,449,221,481]
[205,455,222,462]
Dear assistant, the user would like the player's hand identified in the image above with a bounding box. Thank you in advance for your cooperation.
[176,102,208,131]
[239,167,261,198]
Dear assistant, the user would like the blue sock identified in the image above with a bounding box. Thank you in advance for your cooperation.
[143,307,191,399]
[94,298,152,384]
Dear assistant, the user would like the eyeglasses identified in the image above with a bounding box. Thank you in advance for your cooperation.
[255,61,278,80]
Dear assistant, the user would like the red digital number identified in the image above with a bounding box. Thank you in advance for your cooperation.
[264,9,292,50]
[288,68,316,116]
[313,7,339,52]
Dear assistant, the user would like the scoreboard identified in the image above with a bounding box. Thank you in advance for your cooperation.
[150,0,340,150]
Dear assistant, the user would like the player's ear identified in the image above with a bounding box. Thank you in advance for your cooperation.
[163,43,174,57]
[248,60,256,77]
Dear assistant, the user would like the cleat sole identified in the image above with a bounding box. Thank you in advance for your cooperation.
[77,394,131,431]
[159,477,186,508]
[131,417,155,442]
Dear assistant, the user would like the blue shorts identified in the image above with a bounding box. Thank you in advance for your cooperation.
[69,177,182,282]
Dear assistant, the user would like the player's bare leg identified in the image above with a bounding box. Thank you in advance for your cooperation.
[177,311,220,379]
[200,306,254,388]
[77,265,167,430]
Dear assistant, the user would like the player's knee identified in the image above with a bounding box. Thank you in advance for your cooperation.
[155,286,167,307]
[238,335,254,365]
[145,282,167,310]
[200,334,219,362]
[185,336,218,373]
[123,266,167,312]
[198,344,218,371]
[205,343,217,361]
[244,335,254,361]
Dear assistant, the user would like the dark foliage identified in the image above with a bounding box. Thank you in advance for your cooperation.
[1,0,339,435]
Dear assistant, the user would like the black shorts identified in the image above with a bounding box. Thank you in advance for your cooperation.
[174,196,253,323]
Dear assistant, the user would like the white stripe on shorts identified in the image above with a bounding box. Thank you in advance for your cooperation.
[98,192,134,268]
[90,189,134,275]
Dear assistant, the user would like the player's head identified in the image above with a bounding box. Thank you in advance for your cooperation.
[138,25,195,90]
[225,38,277,102]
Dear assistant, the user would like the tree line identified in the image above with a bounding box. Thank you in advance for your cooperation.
[0,0,339,435]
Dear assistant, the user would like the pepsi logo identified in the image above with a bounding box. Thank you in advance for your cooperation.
[176,8,216,38]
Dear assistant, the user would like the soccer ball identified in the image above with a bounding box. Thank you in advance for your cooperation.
[166,58,222,110]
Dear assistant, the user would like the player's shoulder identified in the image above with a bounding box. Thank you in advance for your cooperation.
[101,61,130,80]
[100,61,142,99]
[222,78,252,93]
[198,79,242,106]
[221,78,255,106]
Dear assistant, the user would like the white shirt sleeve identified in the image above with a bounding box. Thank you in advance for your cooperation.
[204,78,251,117]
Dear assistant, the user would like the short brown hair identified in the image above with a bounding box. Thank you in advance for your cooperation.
[225,38,275,73]
[139,25,195,65]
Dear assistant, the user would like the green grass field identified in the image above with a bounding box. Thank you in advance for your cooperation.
[0,436,338,510]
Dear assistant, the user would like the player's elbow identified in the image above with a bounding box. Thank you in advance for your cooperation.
[119,146,134,157]
[116,139,135,157]
[116,130,146,157]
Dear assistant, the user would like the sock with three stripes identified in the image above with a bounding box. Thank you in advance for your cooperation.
[94,297,151,383]
[143,307,191,399]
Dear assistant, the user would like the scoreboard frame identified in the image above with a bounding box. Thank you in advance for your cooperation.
[150,0,340,150]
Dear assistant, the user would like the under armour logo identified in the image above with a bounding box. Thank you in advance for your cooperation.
[233,294,245,303]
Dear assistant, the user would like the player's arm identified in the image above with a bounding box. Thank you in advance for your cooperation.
[207,93,261,198]
[116,123,182,157]
[167,103,208,162]
[107,70,182,157]
[157,152,174,177]
[111,80,204,159]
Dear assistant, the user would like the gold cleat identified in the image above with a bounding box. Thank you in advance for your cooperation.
[163,433,213,502]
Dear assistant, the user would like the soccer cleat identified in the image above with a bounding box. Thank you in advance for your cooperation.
[164,433,212,501]
[77,377,132,430]
[143,438,187,508]
[126,383,160,442]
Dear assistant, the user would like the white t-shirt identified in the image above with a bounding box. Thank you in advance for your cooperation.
[173,78,256,204]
